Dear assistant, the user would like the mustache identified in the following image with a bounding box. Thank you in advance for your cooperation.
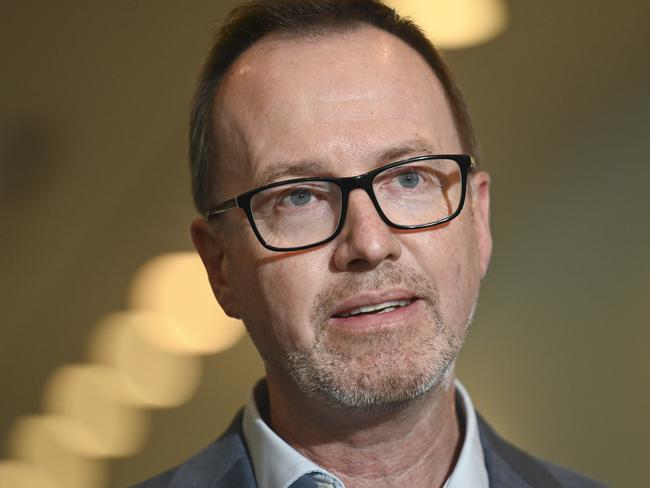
[311,263,439,325]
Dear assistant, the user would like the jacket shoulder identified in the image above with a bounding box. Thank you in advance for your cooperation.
[477,414,608,488]
[131,410,256,488]
[540,460,609,488]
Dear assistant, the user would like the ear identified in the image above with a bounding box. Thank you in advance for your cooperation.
[190,218,242,319]
[469,171,493,279]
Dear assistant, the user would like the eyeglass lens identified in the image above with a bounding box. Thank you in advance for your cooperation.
[249,158,462,249]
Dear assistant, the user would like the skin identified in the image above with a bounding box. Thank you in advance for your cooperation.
[192,26,492,488]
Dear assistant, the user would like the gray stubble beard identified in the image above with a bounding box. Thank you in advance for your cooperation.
[282,263,474,412]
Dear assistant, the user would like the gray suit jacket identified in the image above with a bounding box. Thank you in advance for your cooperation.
[134,411,607,487]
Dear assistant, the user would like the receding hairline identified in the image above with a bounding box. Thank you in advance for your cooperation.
[209,22,460,197]
[219,21,437,79]
[191,1,479,215]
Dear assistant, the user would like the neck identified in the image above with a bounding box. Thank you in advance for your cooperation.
[265,369,462,488]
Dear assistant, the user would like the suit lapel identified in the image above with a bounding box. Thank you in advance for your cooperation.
[477,414,565,488]
[169,410,257,487]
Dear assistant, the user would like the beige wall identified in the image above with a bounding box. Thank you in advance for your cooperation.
[1,1,648,487]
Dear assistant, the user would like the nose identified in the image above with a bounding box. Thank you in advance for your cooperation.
[332,189,402,271]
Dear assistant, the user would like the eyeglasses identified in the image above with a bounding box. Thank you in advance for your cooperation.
[207,154,475,252]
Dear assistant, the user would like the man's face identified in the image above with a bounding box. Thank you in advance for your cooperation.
[193,26,492,409]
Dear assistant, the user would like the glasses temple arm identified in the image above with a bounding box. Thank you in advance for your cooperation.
[206,198,238,219]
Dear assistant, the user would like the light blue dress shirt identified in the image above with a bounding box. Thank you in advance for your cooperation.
[242,379,489,488]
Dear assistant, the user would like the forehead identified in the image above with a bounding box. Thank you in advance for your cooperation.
[213,26,460,192]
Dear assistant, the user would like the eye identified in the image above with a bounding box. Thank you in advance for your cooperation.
[396,171,420,188]
[285,188,313,207]
[287,188,312,207]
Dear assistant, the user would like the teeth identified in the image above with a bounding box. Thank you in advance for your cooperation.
[335,299,413,318]
[377,306,397,314]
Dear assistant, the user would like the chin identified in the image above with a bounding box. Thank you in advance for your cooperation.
[284,324,462,412]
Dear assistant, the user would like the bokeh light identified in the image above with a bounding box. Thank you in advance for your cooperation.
[129,252,246,354]
[89,312,202,408]
[43,365,149,458]
[0,460,59,488]
[7,416,106,488]
[1,251,247,487]
[386,0,508,49]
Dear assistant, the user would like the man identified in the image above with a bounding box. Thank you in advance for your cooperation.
[137,1,606,487]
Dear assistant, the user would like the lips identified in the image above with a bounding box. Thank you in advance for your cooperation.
[330,291,418,319]
[333,298,415,318]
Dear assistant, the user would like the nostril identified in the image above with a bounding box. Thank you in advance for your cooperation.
[333,220,402,271]
[346,257,375,271]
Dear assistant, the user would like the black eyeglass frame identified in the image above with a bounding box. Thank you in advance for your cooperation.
[207,154,475,252]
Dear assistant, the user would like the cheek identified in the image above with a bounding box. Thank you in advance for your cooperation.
[445,228,482,326]
[235,250,327,351]
[406,221,481,325]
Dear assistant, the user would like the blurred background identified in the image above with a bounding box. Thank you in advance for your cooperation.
[1,1,648,487]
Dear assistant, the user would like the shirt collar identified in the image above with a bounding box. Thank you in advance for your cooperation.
[242,381,344,488]
[444,380,490,488]
[242,379,488,488]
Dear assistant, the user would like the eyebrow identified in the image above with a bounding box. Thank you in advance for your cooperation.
[375,138,441,163]
[255,138,440,187]
[256,159,326,187]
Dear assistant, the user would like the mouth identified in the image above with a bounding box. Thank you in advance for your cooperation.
[332,297,417,319]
